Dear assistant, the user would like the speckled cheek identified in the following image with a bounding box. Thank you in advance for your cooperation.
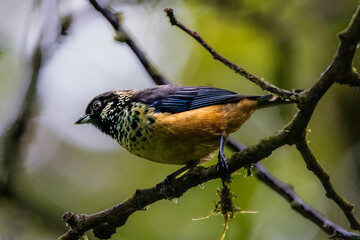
[100,102,114,120]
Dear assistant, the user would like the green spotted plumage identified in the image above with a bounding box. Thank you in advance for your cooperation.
[111,102,156,158]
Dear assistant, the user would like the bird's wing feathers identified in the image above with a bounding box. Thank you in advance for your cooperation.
[135,86,256,114]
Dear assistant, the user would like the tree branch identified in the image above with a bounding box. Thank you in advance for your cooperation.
[59,126,292,240]
[290,5,360,230]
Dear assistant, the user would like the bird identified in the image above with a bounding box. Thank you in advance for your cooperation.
[75,85,293,179]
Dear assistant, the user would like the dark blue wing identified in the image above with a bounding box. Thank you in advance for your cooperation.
[137,86,252,114]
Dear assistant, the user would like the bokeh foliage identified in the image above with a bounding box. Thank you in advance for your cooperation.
[0,0,359,239]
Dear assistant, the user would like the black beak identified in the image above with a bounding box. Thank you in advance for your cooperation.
[75,114,91,124]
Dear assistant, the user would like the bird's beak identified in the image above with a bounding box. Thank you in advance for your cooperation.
[75,114,91,124]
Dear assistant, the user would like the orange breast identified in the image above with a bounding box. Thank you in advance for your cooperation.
[143,99,259,165]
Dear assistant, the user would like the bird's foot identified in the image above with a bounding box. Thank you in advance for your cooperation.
[156,175,175,199]
[216,152,229,172]
[156,162,195,199]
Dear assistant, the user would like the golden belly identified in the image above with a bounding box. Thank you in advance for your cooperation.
[121,99,258,165]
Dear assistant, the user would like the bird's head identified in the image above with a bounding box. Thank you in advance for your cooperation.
[75,90,136,131]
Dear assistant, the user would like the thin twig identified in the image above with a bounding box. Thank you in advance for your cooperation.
[88,0,170,85]
[296,137,360,230]
[227,138,360,239]
[253,163,360,240]
[164,8,298,100]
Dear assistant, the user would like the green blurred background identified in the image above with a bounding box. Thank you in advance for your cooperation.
[0,0,359,239]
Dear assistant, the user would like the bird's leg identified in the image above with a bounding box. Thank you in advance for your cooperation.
[216,136,229,172]
[156,161,197,198]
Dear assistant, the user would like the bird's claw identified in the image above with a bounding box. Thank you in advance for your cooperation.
[156,176,175,199]
[216,152,229,172]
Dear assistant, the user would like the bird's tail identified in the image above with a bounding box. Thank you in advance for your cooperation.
[249,94,294,109]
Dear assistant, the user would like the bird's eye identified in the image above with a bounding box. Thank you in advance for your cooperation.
[92,100,102,111]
